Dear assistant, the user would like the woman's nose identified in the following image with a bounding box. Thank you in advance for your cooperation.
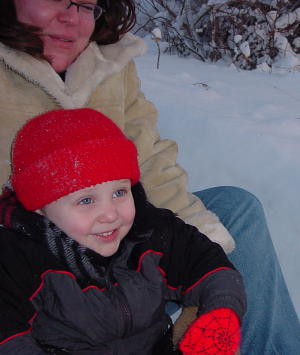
[57,3,80,24]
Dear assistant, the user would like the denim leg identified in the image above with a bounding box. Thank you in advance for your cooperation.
[194,186,300,355]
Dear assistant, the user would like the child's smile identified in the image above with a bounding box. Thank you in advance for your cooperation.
[91,229,120,243]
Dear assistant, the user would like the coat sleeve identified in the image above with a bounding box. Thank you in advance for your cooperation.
[0,230,47,354]
[158,216,247,320]
[123,60,234,253]
[0,334,47,354]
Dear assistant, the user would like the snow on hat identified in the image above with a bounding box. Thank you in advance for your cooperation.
[11,108,140,211]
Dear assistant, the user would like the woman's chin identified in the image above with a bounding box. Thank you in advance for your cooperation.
[45,54,72,73]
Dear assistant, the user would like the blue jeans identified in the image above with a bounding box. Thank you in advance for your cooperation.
[193,186,300,354]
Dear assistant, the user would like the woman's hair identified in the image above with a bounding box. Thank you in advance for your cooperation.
[0,0,136,58]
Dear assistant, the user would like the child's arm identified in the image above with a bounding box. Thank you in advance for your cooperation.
[0,333,48,354]
[158,215,247,354]
[160,216,246,313]
[0,228,48,354]
[0,288,48,354]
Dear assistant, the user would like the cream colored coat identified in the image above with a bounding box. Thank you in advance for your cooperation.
[0,33,234,253]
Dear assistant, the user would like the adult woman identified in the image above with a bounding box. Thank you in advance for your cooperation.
[0,0,299,354]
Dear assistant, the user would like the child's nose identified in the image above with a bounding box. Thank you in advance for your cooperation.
[96,203,118,224]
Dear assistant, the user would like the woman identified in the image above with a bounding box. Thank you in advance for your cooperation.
[0,0,299,353]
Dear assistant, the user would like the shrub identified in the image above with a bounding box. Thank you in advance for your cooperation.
[135,0,300,70]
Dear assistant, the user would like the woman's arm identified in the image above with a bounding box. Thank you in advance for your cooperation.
[123,60,234,253]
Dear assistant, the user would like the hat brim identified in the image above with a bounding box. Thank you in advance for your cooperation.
[13,138,140,210]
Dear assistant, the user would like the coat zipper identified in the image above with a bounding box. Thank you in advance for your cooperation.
[103,264,132,337]
[118,291,132,337]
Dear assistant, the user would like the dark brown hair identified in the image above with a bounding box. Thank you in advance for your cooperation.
[0,0,136,58]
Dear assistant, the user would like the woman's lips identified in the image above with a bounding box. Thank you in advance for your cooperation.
[47,35,75,48]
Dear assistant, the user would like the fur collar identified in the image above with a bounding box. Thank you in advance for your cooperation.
[0,33,147,108]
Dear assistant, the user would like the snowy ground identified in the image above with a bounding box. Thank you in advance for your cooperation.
[135,37,300,317]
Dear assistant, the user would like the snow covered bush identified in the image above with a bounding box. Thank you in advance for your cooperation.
[135,0,300,70]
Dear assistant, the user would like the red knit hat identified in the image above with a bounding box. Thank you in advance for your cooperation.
[11,108,140,211]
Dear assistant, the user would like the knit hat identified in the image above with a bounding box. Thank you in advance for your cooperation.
[11,108,140,211]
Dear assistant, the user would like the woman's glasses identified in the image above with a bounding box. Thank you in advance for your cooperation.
[45,0,103,21]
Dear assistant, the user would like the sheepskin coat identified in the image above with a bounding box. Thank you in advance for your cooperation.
[0,33,234,252]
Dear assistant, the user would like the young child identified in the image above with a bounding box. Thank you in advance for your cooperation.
[0,108,246,355]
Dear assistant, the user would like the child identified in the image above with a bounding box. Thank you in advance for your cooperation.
[0,108,246,354]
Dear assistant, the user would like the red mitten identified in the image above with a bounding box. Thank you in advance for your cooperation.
[179,308,241,355]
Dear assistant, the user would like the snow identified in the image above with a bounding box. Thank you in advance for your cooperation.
[151,28,162,40]
[135,36,300,317]
[234,35,242,43]
[276,8,300,29]
[239,41,251,58]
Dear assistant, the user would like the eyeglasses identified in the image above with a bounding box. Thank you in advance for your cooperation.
[45,0,103,21]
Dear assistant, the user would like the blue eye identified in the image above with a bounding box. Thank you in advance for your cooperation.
[79,197,93,205]
[113,189,127,198]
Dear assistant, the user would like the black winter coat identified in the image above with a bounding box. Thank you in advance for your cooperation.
[0,184,246,354]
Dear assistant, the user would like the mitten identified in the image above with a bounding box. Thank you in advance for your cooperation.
[179,308,240,355]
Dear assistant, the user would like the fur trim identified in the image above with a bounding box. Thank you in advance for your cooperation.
[0,33,147,109]
[198,223,235,254]
[181,203,235,253]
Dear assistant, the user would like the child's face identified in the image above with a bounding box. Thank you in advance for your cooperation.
[39,179,135,257]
